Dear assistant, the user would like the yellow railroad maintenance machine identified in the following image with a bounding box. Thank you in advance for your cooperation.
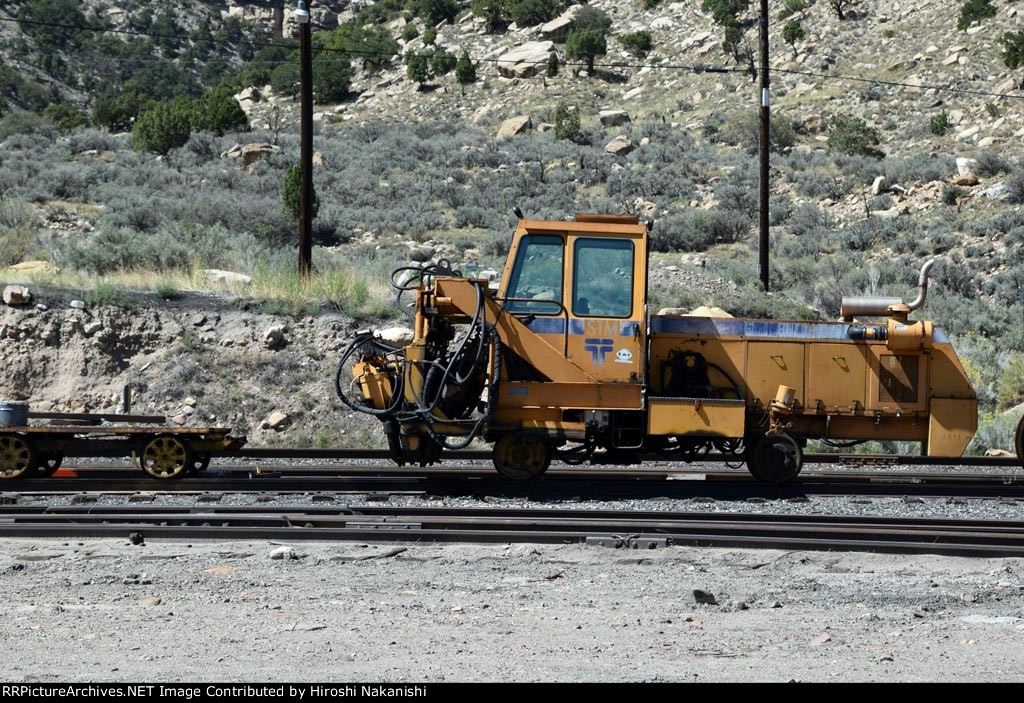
[337,213,985,484]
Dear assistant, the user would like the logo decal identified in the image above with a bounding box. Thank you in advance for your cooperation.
[614,348,633,364]
[583,338,614,364]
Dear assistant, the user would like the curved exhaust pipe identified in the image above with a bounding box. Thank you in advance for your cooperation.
[840,258,936,320]
[905,258,936,312]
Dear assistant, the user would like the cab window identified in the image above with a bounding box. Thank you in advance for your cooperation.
[573,238,633,318]
[505,235,564,314]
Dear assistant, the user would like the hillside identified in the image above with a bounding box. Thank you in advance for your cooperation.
[0,0,1023,450]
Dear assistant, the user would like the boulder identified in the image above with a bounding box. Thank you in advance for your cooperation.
[264,325,287,349]
[262,411,290,430]
[497,115,532,139]
[497,41,554,78]
[2,285,30,305]
[540,5,583,41]
[605,135,635,156]
[82,321,103,337]
[985,448,1014,458]
[599,110,631,127]
[222,143,281,168]
[871,176,887,196]
[800,114,827,134]
[688,306,733,318]
[379,326,415,347]
[6,261,59,275]
[951,174,979,187]
[956,157,978,177]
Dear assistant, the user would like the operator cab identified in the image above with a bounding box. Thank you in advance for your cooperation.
[497,214,649,384]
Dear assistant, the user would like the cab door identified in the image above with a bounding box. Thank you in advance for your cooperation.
[566,235,646,383]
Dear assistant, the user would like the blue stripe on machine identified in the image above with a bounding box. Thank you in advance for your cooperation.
[650,318,746,336]
[526,318,565,334]
[568,320,638,335]
[652,317,855,340]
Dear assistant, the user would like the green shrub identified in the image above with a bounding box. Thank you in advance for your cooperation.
[270,63,300,97]
[1001,30,1024,71]
[92,91,143,132]
[777,0,806,20]
[191,85,248,135]
[423,27,437,45]
[507,0,560,27]
[43,103,87,131]
[455,51,477,93]
[566,28,607,73]
[782,19,804,56]
[430,48,457,77]
[405,52,431,84]
[929,112,950,136]
[618,31,653,55]
[409,0,460,24]
[402,23,420,42]
[942,184,966,205]
[554,104,582,142]
[958,0,997,32]
[282,165,321,221]
[827,115,883,158]
[131,98,192,155]
[546,51,559,77]
[997,356,1024,410]
[85,281,138,310]
[312,54,354,103]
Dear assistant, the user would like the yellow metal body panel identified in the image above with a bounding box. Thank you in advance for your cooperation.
[745,342,805,408]
[353,361,393,411]
[928,397,978,456]
[647,398,746,437]
[497,382,643,410]
[806,343,868,412]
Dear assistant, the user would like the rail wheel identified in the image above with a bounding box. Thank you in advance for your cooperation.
[0,434,36,479]
[748,432,803,484]
[37,452,63,476]
[139,435,193,479]
[493,434,552,481]
[1016,413,1024,469]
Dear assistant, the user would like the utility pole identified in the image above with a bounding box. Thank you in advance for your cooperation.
[758,0,770,292]
[296,0,313,279]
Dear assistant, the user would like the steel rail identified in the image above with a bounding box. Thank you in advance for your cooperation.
[2,505,1024,557]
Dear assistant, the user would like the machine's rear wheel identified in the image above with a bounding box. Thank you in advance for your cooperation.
[1016,413,1024,469]
[0,434,36,479]
[748,432,803,484]
[493,434,552,481]
[139,435,193,479]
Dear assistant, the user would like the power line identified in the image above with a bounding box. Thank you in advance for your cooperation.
[2,12,1024,103]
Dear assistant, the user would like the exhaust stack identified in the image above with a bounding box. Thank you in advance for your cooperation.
[840,259,935,322]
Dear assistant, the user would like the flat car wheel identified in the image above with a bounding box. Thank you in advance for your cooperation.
[0,434,36,479]
[1016,413,1024,469]
[493,434,552,481]
[140,435,193,479]
[748,432,803,485]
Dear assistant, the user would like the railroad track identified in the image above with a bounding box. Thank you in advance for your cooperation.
[6,462,1024,500]
[2,504,1024,557]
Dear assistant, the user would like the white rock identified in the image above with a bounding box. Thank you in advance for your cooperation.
[269,546,297,560]
[203,269,253,286]
[264,325,286,349]
[378,327,415,347]
[262,411,290,430]
[871,176,887,196]
[82,321,103,337]
[956,157,978,177]
[70,300,86,309]
[497,115,532,139]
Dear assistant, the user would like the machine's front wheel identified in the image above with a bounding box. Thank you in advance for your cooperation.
[1016,413,1024,469]
[748,432,803,484]
[493,435,552,481]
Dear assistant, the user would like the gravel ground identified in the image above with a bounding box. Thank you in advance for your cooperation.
[4,491,1024,682]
